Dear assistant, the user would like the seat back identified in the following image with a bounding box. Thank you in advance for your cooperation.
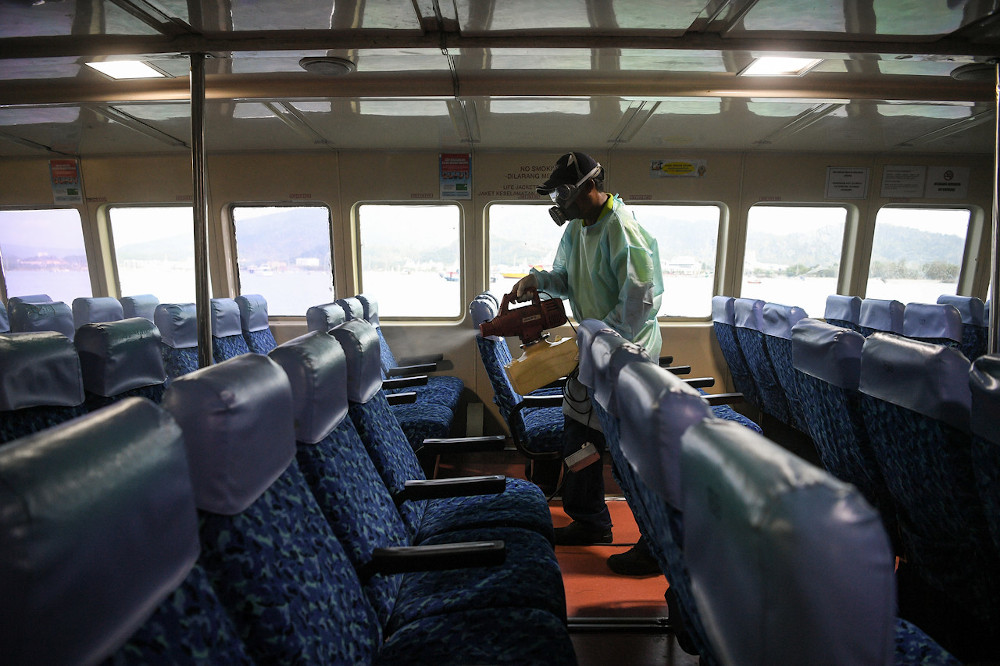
[711,295,760,408]
[119,293,160,322]
[8,300,75,340]
[72,296,124,329]
[0,301,8,333]
[0,398,204,665]
[161,353,382,663]
[210,298,251,361]
[75,317,166,409]
[858,333,999,624]
[154,303,199,382]
[937,294,987,360]
[735,297,791,423]
[824,294,862,332]
[859,298,904,337]
[0,331,86,444]
[235,293,277,354]
[306,301,348,333]
[682,418,896,666]
[762,302,809,431]
[341,295,397,372]
[903,302,963,349]
[970,354,1000,555]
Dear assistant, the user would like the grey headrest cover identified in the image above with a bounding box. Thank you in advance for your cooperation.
[72,297,124,329]
[591,331,650,414]
[0,332,84,410]
[236,294,270,333]
[970,354,1000,445]
[762,302,807,340]
[154,303,197,349]
[328,319,383,403]
[902,303,962,343]
[306,302,347,333]
[0,398,199,666]
[618,362,709,508]
[356,293,380,327]
[269,331,349,445]
[119,294,159,322]
[8,294,52,306]
[681,419,895,666]
[9,301,75,341]
[162,354,296,515]
[470,293,501,340]
[791,319,864,390]
[824,294,861,324]
[576,318,618,390]
[937,295,985,326]
[711,296,735,325]
[210,299,243,338]
[860,299,904,334]
[336,297,365,321]
[859,333,971,432]
[734,298,764,330]
[75,318,166,397]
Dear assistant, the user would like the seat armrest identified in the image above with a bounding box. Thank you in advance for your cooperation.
[701,392,745,406]
[519,394,563,409]
[386,363,438,377]
[417,435,506,455]
[684,377,716,389]
[665,365,692,375]
[396,353,444,367]
[658,355,674,367]
[395,475,507,503]
[361,541,506,579]
[383,375,429,390]
[386,391,417,405]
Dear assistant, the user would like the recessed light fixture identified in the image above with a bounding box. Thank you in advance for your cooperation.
[85,60,169,80]
[739,57,823,77]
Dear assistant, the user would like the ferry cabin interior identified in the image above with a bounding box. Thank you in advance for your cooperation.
[2,1,1000,664]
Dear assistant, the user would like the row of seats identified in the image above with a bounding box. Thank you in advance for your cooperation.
[570,319,962,665]
[1,317,576,664]
[0,293,161,339]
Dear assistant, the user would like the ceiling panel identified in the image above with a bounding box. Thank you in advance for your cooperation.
[453,0,710,34]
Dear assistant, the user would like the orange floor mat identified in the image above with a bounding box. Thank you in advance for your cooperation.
[552,498,669,618]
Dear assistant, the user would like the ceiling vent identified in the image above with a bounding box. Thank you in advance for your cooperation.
[950,62,996,82]
[299,57,357,76]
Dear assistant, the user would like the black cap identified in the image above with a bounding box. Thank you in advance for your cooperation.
[536,152,602,195]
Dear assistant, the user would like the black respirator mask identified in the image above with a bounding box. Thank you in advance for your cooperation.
[546,159,602,226]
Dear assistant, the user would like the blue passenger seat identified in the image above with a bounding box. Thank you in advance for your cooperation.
[8,299,75,340]
[210,297,251,361]
[824,293,862,332]
[119,293,160,322]
[681,418,958,665]
[235,293,277,354]
[937,294,987,360]
[734,297,792,425]
[762,302,810,432]
[859,298,904,337]
[0,301,8,333]
[903,302,963,350]
[970,354,1000,556]
[75,317,167,409]
[0,331,86,444]
[858,333,1000,662]
[154,303,199,383]
[0,398,254,665]
[710,295,760,410]
[72,296,124,329]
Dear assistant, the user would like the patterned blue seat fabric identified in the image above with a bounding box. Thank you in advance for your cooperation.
[791,318,900,551]
[824,293,862,332]
[0,301,7,333]
[0,331,87,444]
[154,303,200,384]
[8,299,76,340]
[210,298,251,362]
[72,296,124,329]
[119,293,160,322]
[711,296,761,410]
[970,354,1000,556]
[937,294,987,361]
[235,293,277,354]
[859,298,904,337]
[75,317,167,410]
[762,302,810,432]
[734,297,792,424]
[0,397,253,666]
[162,352,575,665]
[326,319,558,545]
[858,333,1000,662]
[903,302,963,351]
[681,418,958,666]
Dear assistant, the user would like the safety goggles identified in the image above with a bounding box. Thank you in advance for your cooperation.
[547,162,602,208]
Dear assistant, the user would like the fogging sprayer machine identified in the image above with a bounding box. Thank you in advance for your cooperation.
[479,290,579,395]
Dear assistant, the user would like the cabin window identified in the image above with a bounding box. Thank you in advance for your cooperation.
[232,205,334,316]
[356,203,462,318]
[866,206,970,303]
[632,204,722,318]
[0,208,92,302]
[487,202,567,299]
[108,205,204,303]
[741,205,848,318]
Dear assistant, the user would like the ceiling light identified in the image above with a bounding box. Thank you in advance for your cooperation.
[299,57,357,76]
[739,57,823,77]
[85,60,168,80]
